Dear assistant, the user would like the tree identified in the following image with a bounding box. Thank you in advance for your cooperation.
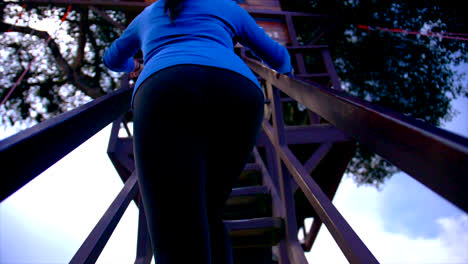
[287,0,467,187]
[0,1,466,187]
[0,3,125,126]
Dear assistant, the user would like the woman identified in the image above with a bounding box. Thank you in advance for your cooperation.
[104,0,292,263]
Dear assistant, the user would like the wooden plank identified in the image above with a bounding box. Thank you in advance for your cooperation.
[226,217,285,248]
[240,0,282,11]
[230,186,269,198]
[243,163,261,171]
[303,218,321,251]
[285,125,349,144]
[257,21,290,46]
[226,186,270,210]
[303,142,333,173]
[267,82,309,264]
[226,217,283,231]
[232,248,276,263]
[287,45,328,53]
[263,121,379,263]
[107,119,133,182]
[135,200,153,264]
[17,0,333,19]
[296,73,329,78]
[0,87,132,202]
[252,147,282,216]
[256,125,350,146]
[224,186,271,220]
[245,56,468,213]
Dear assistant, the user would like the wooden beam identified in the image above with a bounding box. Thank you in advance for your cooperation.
[303,218,322,251]
[0,86,132,202]
[263,121,379,264]
[303,142,333,173]
[70,173,139,264]
[135,200,153,264]
[245,56,468,213]
[17,0,333,19]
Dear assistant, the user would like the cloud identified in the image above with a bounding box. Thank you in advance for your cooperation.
[306,177,468,264]
[442,96,468,138]
[378,173,463,239]
[0,125,139,264]
[436,215,468,262]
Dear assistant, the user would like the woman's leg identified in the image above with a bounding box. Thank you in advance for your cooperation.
[133,65,264,264]
[133,66,212,263]
[201,68,265,264]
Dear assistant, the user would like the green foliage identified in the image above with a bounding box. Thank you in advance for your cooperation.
[292,0,467,186]
[0,3,126,126]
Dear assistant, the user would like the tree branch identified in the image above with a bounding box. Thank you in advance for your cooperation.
[86,28,103,87]
[0,22,105,99]
[0,22,73,78]
[89,5,125,31]
[72,8,88,70]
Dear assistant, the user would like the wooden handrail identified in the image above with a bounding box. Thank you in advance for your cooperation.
[263,121,379,263]
[244,56,468,213]
[17,0,333,19]
[70,172,139,264]
[0,86,132,202]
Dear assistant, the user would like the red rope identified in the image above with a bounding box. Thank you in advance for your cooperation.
[357,24,468,42]
[1,5,72,106]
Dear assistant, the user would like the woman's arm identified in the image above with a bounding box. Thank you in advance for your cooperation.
[130,59,144,78]
[103,18,141,73]
[234,6,293,75]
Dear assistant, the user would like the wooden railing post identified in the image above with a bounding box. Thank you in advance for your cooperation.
[321,48,342,90]
[285,14,306,75]
[266,80,308,264]
[263,82,291,264]
[0,87,132,202]
[245,56,468,213]
[70,173,139,264]
[135,199,153,264]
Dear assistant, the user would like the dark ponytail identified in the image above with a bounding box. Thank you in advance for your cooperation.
[164,0,185,21]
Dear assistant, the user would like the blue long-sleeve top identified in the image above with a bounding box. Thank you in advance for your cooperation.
[103,0,292,102]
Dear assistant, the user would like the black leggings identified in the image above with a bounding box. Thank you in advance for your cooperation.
[133,65,265,264]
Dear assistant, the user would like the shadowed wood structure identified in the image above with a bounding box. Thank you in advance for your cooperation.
[1,1,467,263]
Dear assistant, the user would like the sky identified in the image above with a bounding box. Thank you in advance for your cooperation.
[1,7,468,264]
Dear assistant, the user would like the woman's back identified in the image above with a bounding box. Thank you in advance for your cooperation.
[104,0,291,100]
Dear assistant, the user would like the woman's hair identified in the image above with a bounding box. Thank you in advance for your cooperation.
[164,0,185,21]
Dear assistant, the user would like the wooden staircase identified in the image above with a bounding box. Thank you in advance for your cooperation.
[227,161,283,263]
[1,47,466,264]
[106,109,357,263]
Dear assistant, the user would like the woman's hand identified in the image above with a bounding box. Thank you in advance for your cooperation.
[130,59,144,78]
[275,69,294,79]
[286,69,295,78]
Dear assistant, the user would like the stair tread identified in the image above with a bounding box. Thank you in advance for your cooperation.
[224,186,272,220]
[229,185,269,198]
[225,217,282,230]
[225,217,285,248]
[243,163,261,171]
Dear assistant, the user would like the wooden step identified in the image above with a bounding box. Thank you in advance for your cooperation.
[226,217,285,248]
[232,247,278,264]
[228,186,269,205]
[235,164,263,188]
[224,186,272,220]
[243,163,261,171]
